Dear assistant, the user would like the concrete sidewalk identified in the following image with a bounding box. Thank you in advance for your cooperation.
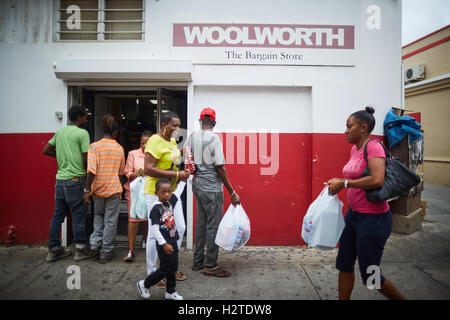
[1,184,450,300]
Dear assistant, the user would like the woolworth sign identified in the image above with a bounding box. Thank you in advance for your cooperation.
[172,23,356,66]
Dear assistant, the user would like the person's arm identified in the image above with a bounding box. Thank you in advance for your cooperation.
[43,143,56,158]
[124,151,135,181]
[215,165,240,205]
[83,171,95,204]
[82,153,87,171]
[328,157,386,194]
[151,224,167,246]
[144,152,190,181]
[173,181,186,199]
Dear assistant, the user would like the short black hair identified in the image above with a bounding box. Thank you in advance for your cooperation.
[141,130,152,138]
[155,178,172,192]
[68,105,86,122]
[351,106,376,133]
[200,115,216,128]
[160,112,180,127]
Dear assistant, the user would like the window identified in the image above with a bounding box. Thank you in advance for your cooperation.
[56,0,144,41]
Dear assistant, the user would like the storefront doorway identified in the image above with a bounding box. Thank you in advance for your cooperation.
[67,85,188,247]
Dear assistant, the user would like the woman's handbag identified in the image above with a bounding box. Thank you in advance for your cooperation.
[362,139,421,202]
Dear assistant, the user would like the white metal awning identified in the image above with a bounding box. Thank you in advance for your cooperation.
[53,60,193,82]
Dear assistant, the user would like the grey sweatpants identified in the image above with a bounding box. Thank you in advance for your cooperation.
[89,194,120,255]
[193,185,224,269]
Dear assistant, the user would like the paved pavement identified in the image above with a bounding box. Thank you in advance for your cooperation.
[1,184,449,300]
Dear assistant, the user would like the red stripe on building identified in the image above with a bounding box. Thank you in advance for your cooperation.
[402,35,450,60]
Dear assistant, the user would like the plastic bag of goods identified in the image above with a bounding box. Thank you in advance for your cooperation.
[130,176,148,220]
[301,186,345,250]
[215,204,251,251]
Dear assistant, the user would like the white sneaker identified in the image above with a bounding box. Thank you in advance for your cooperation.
[141,240,146,249]
[137,280,151,299]
[165,291,184,300]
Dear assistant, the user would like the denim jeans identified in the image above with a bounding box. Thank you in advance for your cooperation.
[48,178,88,249]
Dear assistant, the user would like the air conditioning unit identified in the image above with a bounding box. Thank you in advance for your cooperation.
[404,64,425,83]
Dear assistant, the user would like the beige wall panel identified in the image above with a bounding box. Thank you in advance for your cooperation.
[406,89,450,157]
[423,162,450,186]
[406,88,450,186]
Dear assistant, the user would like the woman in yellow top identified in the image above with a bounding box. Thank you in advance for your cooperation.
[144,112,190,287]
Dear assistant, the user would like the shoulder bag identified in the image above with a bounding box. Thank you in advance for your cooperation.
[362,139,421,202]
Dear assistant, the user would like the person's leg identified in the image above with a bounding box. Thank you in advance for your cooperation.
[336,209,358,300]
[145,194,158,275]
[357,211,405,300]
[142,220,148,244]
[127,222,139,253]
[125,190,137,253]
[165,248,179,294]
[64,179,88,247]
[378,279,406,300]
[192,186,207,268]
[48,180,70,249]
[100,194,120,256]
[90,195,105,250]
[144,245,170,288]
[204,191,223,269]
[338,271,355,300]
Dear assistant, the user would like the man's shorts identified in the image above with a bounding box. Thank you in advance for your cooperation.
[336,208,392,286]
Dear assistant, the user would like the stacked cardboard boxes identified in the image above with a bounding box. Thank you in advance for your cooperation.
[388,133,424,234]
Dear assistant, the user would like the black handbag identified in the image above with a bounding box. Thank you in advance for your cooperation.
[362,139,421,202]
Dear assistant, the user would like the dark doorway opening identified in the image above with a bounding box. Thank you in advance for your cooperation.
[68,86,188,247]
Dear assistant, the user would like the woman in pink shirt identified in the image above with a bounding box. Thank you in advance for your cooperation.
[327,107,405,300]
[124,131,152,262]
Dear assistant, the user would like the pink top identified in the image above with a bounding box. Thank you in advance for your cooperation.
[123,148,145,192]
[342,140,390,214]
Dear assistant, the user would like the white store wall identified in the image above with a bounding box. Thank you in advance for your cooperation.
[0,0,401,135]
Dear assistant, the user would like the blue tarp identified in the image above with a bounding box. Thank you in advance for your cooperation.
[384,109,422,148]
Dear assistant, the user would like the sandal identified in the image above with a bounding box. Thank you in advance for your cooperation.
[176,271,186,281]
[154,280,166,288]
[203,266,231,278]
[123,251,135,262]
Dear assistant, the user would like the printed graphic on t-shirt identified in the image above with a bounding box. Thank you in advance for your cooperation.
[161,207,177,238]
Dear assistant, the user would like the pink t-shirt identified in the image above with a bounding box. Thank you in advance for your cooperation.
[123,148,145,192]
[342,140,390,214]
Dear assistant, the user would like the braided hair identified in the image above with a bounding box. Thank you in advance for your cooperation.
[102,114,119,136]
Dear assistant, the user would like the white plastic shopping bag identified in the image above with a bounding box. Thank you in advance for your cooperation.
[215,204,251,252]
[130,176,148,220]
[301,186,345,250]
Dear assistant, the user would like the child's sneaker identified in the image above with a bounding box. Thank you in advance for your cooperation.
[137,280,151,299]
[165,291,183,300]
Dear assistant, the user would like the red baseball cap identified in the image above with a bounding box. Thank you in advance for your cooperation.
[200,107,216,121]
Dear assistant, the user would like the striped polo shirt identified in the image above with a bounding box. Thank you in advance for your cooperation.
[87,138,125,198]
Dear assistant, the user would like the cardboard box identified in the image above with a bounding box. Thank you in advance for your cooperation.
[392,208,422,235]
[389,191,422,216]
